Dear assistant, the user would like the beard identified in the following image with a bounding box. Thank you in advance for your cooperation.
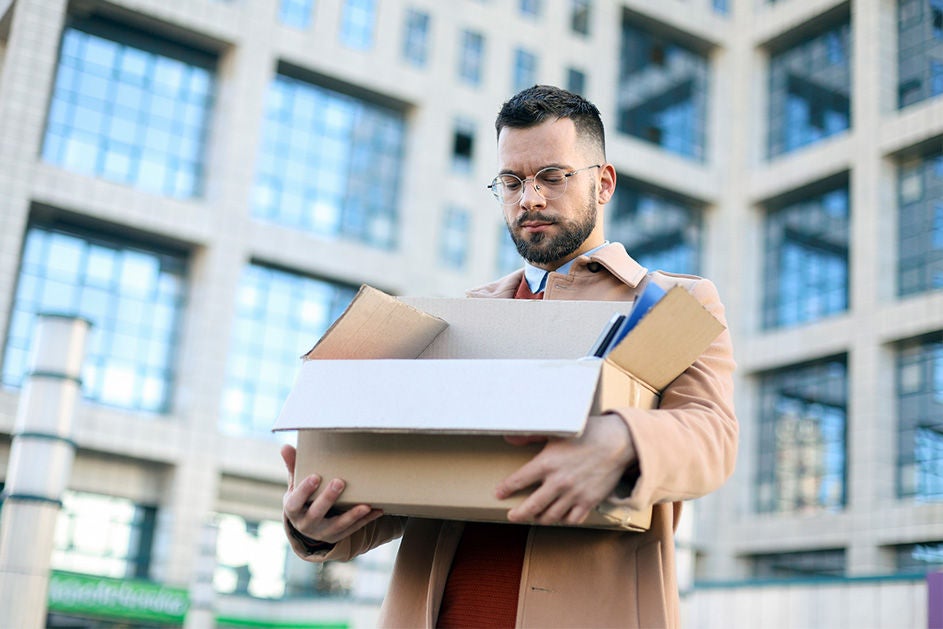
[506,184,598,266]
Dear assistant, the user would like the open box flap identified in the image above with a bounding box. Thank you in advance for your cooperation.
[605,286,726,391]
[399,296,634,359]
[273,358,604,434]
[304,285,448,360]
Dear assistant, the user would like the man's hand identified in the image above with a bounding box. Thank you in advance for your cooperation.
[495,414,636,526]
[281,444,383,545]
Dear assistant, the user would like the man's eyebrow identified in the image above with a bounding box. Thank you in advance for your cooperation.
[497,163,569,176]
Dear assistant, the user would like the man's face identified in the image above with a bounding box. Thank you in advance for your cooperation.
[496,118,609,271]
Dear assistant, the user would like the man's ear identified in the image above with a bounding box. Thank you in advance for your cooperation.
[597,163,617,205]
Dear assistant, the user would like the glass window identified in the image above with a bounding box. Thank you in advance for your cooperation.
[895,541,943,573]
[496,224,522,277]
[451,118,475,174]
[762,185,849,329]
[756,357,847,515]
[566,67,586,95]
[2,222,186,413]
[220,263,356,437]
[520,0,541,18]
[41,17,214,198]
[768,20,851,158]
[53,491,156,579]
[898,0,943,108]
[513,47,538,93]
[214,514,290,599]
[713,0,729,14]
[252,74,406,249]
[402,9,430,67]
[899,149,943,296]
[440,207,470,270]
[458,30,485,86]
[279,0,314,28]
[608,181,702,276]
[571,0,591,36]
[618,19,709,161]
[897,333,943,501]
[340,0,375,50]
[752,549,846,578]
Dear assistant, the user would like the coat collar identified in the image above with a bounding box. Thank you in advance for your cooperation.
[465,242,648,298]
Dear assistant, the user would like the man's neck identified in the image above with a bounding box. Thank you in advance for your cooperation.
[522,241,609,293]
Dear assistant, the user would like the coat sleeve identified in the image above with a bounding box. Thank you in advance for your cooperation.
[284,515,408,563]
[608,277,738,509]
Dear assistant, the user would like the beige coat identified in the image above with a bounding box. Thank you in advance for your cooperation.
[289,243,738,628]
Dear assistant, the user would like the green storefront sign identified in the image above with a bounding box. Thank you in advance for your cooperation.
[48,570,189,624]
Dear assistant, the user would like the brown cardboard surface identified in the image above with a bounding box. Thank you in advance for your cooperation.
[305,285,447,360]
[606,286,725,390]
[276,285,725,531]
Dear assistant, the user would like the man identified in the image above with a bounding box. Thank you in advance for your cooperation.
[281,85,737,628]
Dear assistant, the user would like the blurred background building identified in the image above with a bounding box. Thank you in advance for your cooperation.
[0,0,941,627]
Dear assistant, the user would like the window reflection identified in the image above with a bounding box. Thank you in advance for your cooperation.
[220,264,356,437]
[42,17,214,198]
[53,491,156,579]
[341,0,376,50]
[252,75,405,249]
[440,207,470,270]
[2,222,186,413]
[768,20,851,157]
[756,358,847,514]
[608,181,701,276]
[897,334,943,501]
[496,224,522,277]
[618,18,708,161]
[279,0,314,29]
[898,150,943,296]
[402,9,431,67]
[513,48,538,94]
[763,185,849,329]
[458,30,485,85]
[752,549,845,578]
[898,0,943,108]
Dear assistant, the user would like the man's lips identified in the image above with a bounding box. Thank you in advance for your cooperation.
[517,218,556,233]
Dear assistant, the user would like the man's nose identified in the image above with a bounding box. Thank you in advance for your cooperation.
[519,179,546,210]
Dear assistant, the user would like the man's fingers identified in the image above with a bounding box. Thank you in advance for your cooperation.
[284,474,322,514]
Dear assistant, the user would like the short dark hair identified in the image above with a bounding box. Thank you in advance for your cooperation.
[495,85,606,157]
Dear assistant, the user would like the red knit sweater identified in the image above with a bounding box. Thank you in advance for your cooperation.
[436,275,542,628]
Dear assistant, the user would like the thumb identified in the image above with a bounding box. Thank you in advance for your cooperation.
[280,444,297,487]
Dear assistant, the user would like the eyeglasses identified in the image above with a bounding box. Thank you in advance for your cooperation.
[487,164,601,205]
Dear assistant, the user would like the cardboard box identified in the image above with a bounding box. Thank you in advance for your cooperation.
[274,285,725,531]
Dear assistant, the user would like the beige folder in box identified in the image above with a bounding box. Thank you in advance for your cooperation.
[274,285,725,531]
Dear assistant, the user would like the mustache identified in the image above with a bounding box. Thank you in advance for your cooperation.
[514,212,558,227]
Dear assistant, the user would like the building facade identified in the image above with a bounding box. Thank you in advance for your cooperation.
[0,0,940,627]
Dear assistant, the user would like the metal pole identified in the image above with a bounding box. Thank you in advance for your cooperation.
[0,314,89,629]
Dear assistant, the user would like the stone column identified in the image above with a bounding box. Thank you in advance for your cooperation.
[0,314,89,629]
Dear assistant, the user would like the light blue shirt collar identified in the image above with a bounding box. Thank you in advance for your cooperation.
[523,242,609,293]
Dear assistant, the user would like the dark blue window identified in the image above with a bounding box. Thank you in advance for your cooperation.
[763,185,849,329]
[898,0,943,108]
[768,20,851,157]
[899,149,943,296]
[897,334,943,501]
[756,358,848,514]
[618,19,708,161]
[608,181,701,276]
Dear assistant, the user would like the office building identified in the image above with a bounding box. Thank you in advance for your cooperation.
[0,0,940,626]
